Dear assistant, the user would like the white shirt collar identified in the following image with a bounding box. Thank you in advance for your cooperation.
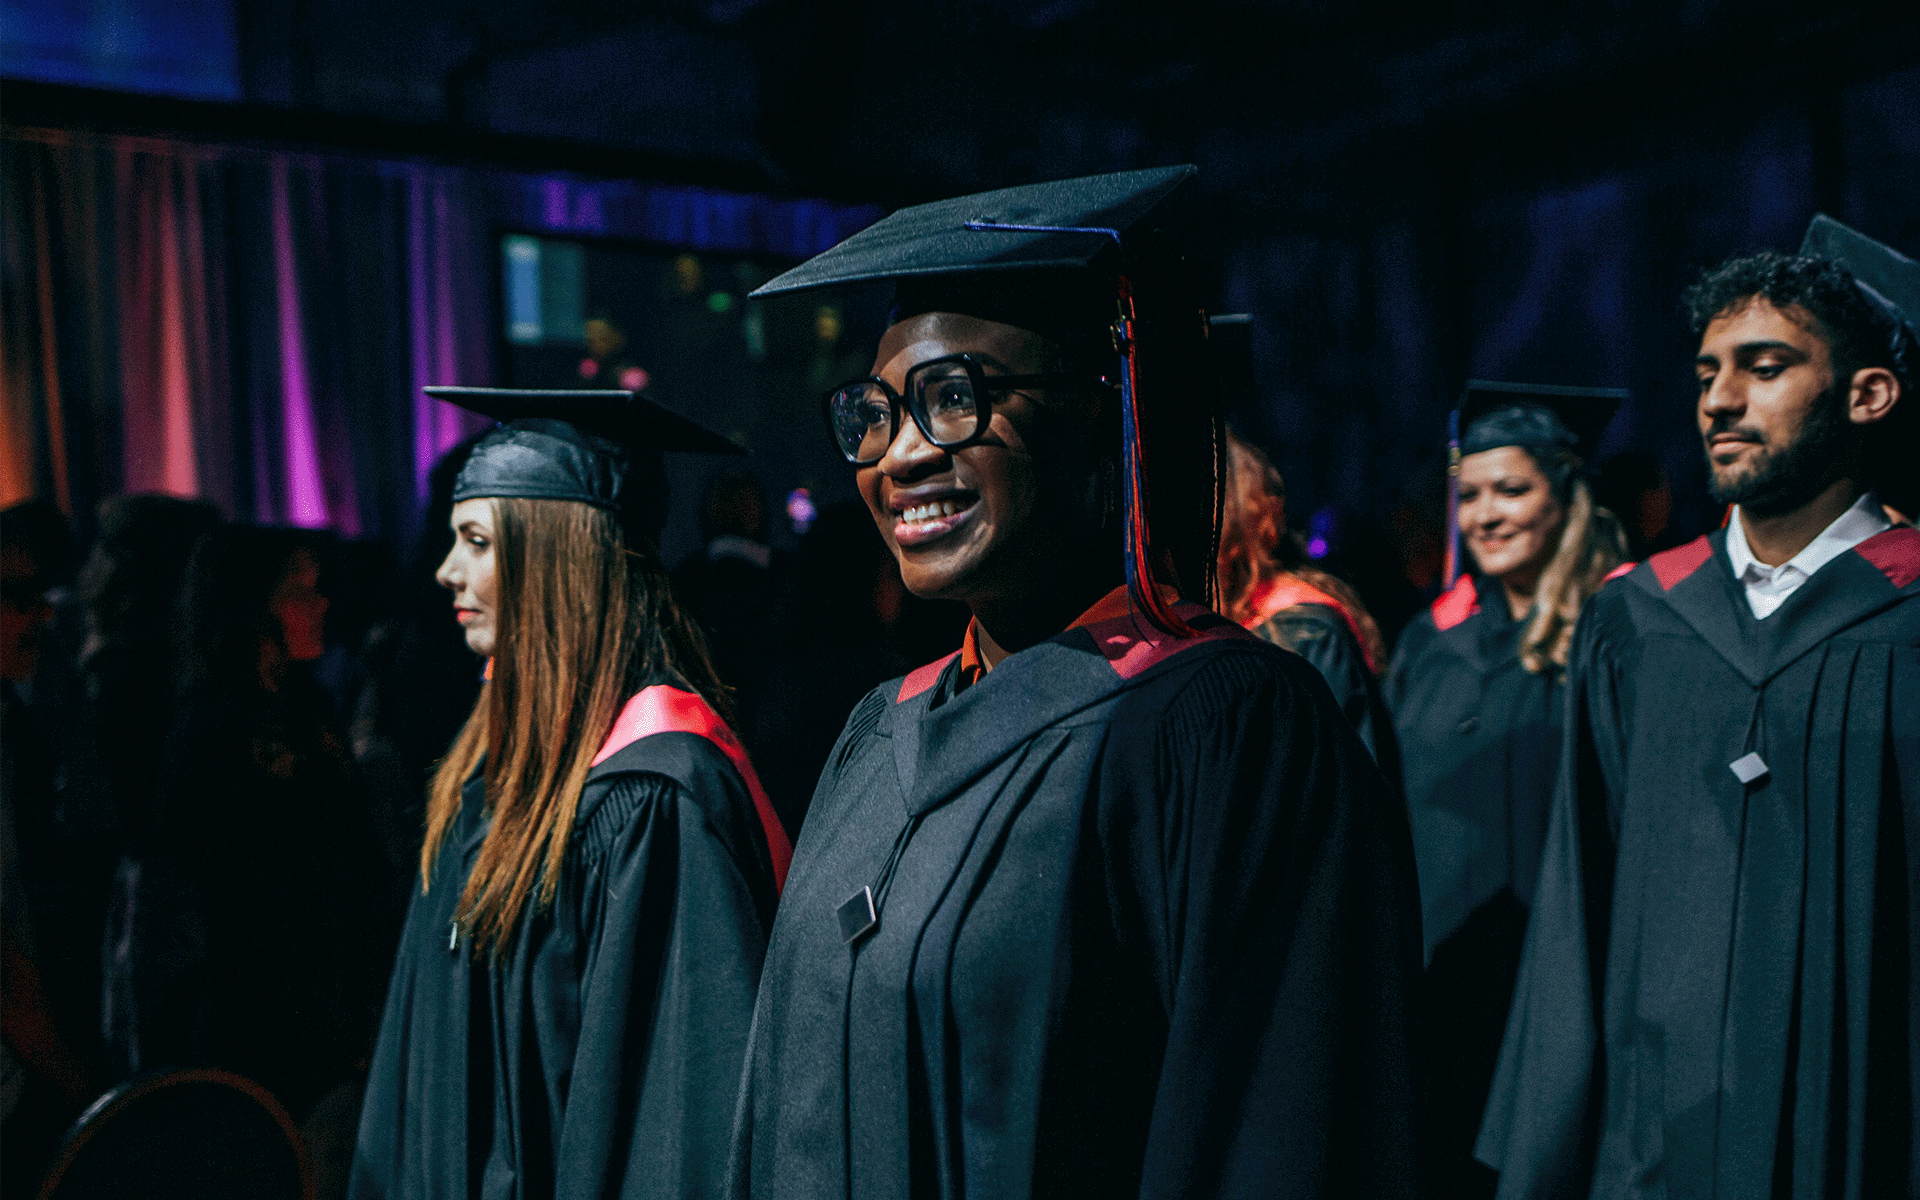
[1727,492,1891,584]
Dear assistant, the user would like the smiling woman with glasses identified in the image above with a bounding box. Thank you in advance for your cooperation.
[726,168,1422,1200]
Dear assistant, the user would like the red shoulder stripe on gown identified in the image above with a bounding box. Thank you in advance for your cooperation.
[1854,525,1920,588]
[592,686,792,892]
[1431,574,1480,632]
[899,652,961,703]
[1649,535,1714,591]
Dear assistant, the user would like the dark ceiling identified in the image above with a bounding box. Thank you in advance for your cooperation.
[15,0,1918,213]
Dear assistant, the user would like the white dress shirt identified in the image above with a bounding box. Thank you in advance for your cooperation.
[1725,492,1892,619]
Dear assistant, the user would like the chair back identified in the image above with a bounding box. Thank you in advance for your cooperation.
[38,1068,314,1200]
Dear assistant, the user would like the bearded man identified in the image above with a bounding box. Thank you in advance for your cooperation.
[1476,217,1919,1200]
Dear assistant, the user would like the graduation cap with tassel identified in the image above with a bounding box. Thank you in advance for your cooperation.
[752,165,1216,636]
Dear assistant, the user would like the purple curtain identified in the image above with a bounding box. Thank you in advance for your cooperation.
[2,126,877,542]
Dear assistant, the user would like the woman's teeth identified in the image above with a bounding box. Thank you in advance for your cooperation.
[901,498,971,524]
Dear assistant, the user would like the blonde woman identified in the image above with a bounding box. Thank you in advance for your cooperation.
[351,389,789,1200]
[1383,381,1627,1200]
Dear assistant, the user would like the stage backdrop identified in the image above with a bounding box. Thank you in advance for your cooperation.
[0,125,879,544]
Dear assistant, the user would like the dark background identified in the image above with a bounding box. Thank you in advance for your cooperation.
[5,0,1919,561]
[3,9,1917,1190]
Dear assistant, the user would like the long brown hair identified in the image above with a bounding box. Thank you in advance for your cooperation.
[1515,456,1628,676]
[1216,432,1389,674]
[421,497,731,951]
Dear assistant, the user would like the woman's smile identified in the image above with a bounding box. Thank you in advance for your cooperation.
[891,490,981,545]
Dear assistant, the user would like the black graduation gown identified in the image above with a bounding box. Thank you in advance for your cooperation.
[1386,573,1565,1199]
[728,597,1422,1200]
[1252,600,1401,779]
[1477,528,1920,1199]
[1388,573,1565,962]
[350,713,781,1200]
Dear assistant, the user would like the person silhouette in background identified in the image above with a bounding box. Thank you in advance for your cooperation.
[580,313,650,394]
[109,526,394,1128]
[347,434,488,899]
[2,501,77,964]
[16,495,224,1131]
[1,500,93,1200]
[673,467,784,751]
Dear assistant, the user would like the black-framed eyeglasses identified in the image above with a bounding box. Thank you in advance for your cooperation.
[822,354,1108,466]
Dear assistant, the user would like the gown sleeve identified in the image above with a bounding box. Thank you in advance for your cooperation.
[1473,592,1632,1197]
[1102,644,1423,1199]
[543,771,769,1200]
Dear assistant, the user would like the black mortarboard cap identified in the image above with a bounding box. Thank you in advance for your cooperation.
[753,166,1198,363]
[1456,380,1626,463]
[748,167,1214,633]
[1800,214,1920,335]
[1799,214,1920,386]
[430,388,744,531]
[751,166,1197,300]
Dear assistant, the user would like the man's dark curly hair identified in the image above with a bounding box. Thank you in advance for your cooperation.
[1684,250,1907,389]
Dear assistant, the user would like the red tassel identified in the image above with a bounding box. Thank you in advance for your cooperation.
[1116,275,1199,637]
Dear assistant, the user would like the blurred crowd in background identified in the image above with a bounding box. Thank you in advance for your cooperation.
[0,438,979,1194]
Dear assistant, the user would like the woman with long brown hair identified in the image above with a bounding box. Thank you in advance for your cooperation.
[1383,382,1628,1200]
[1216,430,1397,770]
[350,389,790,1200]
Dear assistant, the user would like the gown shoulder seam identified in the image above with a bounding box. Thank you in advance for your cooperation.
[573,771,683,868]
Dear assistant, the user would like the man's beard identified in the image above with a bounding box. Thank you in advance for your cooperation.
[1705,382,1852,519]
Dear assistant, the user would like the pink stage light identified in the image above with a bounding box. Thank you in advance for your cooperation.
[271,160,328,528]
